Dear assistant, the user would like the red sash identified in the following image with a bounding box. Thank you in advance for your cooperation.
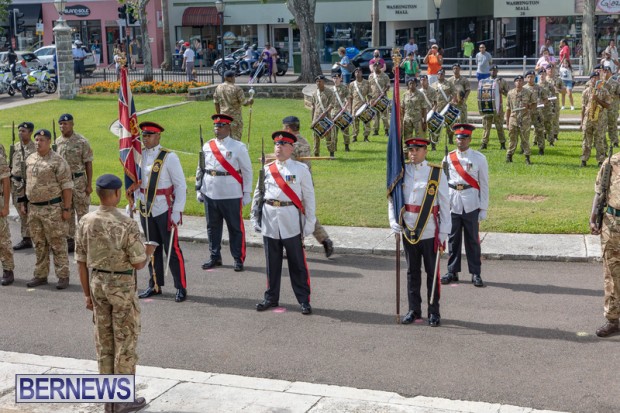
[209,140,242,185]
[449,151,480,190]
[268,163,305,214]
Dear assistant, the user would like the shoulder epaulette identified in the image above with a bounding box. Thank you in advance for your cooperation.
[428,162,442,169]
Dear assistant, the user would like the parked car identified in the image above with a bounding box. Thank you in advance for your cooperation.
[33,44,96,75]
[347,47,404,81]
[0,51,41,72]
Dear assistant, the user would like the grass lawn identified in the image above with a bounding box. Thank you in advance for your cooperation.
[0,93,600,234]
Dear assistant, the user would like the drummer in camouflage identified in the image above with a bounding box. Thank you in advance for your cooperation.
[400,78,427,143]
[432,69,456,144]
[349,68,372,143]
[480,65,509,150]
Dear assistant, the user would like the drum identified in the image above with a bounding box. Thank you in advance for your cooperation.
[312,117,334,137]
[355,103,376,124]
[373,96,391,113]
[440,103,460,128]
[333,110,354,130]
[478,78,500,115]
[426,110,444,135]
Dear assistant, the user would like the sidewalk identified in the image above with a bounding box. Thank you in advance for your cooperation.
[0,351,567,413]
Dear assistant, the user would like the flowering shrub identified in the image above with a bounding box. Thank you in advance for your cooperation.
[81,80,208,94]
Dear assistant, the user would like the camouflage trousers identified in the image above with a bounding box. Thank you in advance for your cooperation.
[552,101,561,138]
[11,188,29,238]
[445,103,468,141]
[581,121,607,163]
[91,270,141,374]
[333,124,350,146]
[352,115,371,140]
[69,175,90,239]
[29,204,69,279]
[403,118,425,141]
[507,119,532,156]
[312,218,329,244]
[482,112,506,145]
[0,209,14,271]
[230,117,244,141]
[606,104,619,147]
[373,107,390,134]
[313,130,336,156]
[532,108,551,149]
[601,214,620,321]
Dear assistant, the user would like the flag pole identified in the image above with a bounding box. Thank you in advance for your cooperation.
[392,47,402,324]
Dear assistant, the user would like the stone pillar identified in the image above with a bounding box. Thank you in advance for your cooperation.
[53,22,76,99]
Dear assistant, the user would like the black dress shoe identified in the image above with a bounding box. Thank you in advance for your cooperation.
[175,288,187,302]
[67,238,75,253]
[138,286,162,299]
[233,261,244,272]
[428,314,441,327]
[401,310,421,325]
[322,238,334,258]
[1,270,14,286]
[256,299,278,311]
[472,274,484,287]
[13,238,32,250]
[300,303,312,315]
[202,258,223,270]
[440,272,458,285]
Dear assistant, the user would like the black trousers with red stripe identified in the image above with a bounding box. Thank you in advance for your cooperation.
[447,209,481,276]
[140,212,187,290]
[204,196,246,263]
[263,234,310,305]
[403,237,440,317]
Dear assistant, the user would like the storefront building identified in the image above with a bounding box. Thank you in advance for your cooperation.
[9,0,164,67]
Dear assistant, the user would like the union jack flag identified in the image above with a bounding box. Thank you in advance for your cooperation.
[118,66,141,201]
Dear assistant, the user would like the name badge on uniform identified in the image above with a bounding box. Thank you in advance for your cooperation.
[225,151,232,159]
[285,175,296,184]
[467,162,473,172]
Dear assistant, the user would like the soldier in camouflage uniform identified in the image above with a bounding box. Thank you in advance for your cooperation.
[10,122,36,251]
[481,66,509,150]
[213,70,254,141]
[432,69,456,144]
[546,65,564,143]
[524,70,550,155]
[0,141,15,286]
[311,75,336,157]
[76,174,155,413]
[24,129,73,290]
[282,116,334,258]
[368,63,390,136]
[56,114,93,253]
[448,63,470,123]
[538,69,556,149]
[400,78,427,141]
[505,75,537,165]
[580,72,611,167]
[349,68,372,142]
[331,72,351,152]
[602,66,620,149]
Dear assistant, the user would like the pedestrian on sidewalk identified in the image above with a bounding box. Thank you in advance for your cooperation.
[441,124,489,288]
[389,138,450,326]
[590,155,620,338]
[251,131,316,315]
[76,174,156,413]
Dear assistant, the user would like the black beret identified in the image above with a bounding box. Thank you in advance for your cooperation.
[594,64,602,70]
[223,70,236,78]
[603,65,612,71]
[491,65,499,70]
[58,113,73,122]
[282,116,300,124]
[437,68,445,74]
[315,75,326,81]
[514,75,524,81]
[538,68,546,74]
[589,72,599,78]
[34,129,51,139]
[452,62,460,68]
[17,122,34,131]
[525,70,535,76]
[419,74,428,79]
[96,174,122,190]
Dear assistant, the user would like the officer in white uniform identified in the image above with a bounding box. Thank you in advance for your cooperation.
[250,131,316,315]
[135,121,188,303]
[441,123,489,287]
[389,138,450,327]
[197,114,253,272]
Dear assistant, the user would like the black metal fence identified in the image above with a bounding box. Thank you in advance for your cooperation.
[79,66,218,86]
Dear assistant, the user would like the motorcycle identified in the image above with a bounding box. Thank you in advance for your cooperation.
[0,67,15,96]
[213,47,250,76]
[14,64,57,99]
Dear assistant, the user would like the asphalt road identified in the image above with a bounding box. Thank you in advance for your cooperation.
[0,218,618,413]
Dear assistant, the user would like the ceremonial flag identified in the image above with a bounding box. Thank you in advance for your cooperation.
[386,61,404,224]
[118,66,142,201]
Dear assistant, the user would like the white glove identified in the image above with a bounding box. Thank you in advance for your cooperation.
[242,193,251,206]
[171,211,181,225]
[254,225,262,234]
[479,209,487,221]
[439,232,449,245]
[197,192,204,203]
[390,222,402,234]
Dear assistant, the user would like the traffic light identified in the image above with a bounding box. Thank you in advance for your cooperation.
[12,9,25,34]
[127,5,137,24]
[118,4,127,20]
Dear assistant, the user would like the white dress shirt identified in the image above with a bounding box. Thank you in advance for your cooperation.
[197,136,253,200]
[443,149,489,214]
[250,159,316,239]
[388,161,450,242]
[136,144,187,218]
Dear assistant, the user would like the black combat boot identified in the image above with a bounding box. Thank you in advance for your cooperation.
[525,155,531,165]
[506,154,513,163]
[500,142,506,150]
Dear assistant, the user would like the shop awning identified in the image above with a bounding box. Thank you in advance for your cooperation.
[182,7,218,27]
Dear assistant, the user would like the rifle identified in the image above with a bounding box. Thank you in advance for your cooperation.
[595,147,614,231]
[253,136,266,227]
[18,132,27,204]
[51,120,57,152]
[9,121,15,171]
[195,125,205,191]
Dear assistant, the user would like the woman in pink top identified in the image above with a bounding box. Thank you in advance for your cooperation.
[559,39,570,65]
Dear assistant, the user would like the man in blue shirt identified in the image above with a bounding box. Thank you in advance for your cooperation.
[72,40,87,86]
